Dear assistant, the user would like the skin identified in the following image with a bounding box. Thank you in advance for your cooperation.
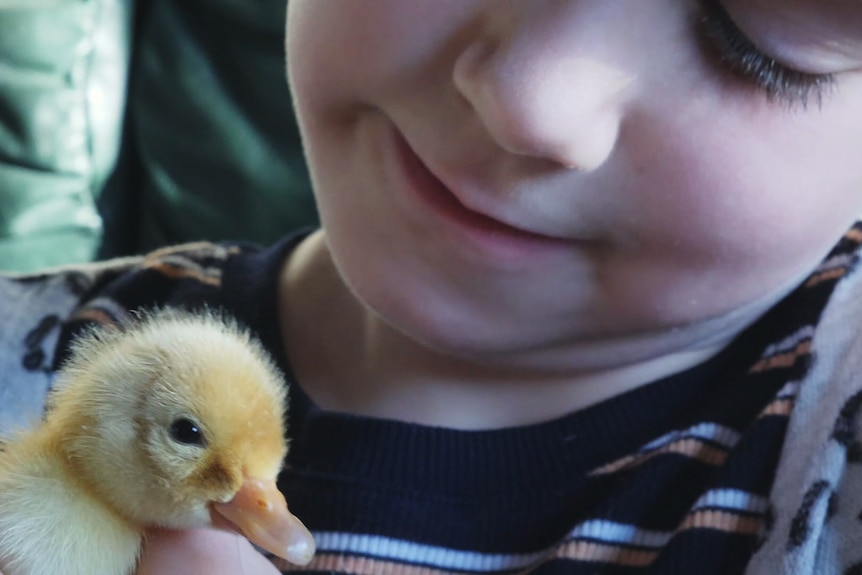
[136,529,282,574]
[3,1,858,573]
[280,0,862,429]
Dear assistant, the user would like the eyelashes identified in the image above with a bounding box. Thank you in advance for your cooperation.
[698,0,834,108]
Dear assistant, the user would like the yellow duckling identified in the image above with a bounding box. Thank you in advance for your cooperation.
[0,309,315,575]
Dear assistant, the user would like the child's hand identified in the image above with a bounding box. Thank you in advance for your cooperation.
[137,528,283,574]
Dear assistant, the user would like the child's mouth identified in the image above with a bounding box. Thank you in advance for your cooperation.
[391,126,572,253]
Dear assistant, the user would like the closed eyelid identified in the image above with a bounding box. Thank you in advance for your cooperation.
[700,1,782,64]
[718,0,862,71]
[698,0,834,106]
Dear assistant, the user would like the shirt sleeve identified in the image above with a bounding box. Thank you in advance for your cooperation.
[0,241,246,436]
[0,256,143,434]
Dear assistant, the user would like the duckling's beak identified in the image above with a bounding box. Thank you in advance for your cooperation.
[211,477,315,565]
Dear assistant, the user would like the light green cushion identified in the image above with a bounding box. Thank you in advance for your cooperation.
[0,0,132,271]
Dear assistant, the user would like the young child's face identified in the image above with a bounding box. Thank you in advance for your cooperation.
[286,1,862,360]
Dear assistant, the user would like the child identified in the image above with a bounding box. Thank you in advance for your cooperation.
[2,1,862,573]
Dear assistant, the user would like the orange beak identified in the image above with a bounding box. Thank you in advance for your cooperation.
[211,477,315,565]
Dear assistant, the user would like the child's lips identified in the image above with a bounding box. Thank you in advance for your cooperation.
[392,127,573,249]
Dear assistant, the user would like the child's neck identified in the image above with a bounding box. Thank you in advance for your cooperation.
[279,231,780,430]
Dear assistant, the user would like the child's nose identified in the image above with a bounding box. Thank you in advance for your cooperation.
[452,17,631,172]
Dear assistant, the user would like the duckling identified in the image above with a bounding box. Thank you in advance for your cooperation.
[0,309,315,575]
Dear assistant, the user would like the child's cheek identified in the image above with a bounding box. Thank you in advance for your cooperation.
[626,87,862,263]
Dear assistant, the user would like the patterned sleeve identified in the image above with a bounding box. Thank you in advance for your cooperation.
[0,241,243,436]
[744,248,862,575]
[0,256,143,435]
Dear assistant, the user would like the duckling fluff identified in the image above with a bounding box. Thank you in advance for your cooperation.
[0,309,315,575]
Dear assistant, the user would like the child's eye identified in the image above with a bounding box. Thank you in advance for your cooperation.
[697,0,834,108]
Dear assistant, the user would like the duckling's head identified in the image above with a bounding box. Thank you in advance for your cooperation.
[47,309,314,564]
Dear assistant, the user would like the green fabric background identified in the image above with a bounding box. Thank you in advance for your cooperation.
[0,0,317,271]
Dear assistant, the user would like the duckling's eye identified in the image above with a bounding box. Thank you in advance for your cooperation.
[169,418,206,447]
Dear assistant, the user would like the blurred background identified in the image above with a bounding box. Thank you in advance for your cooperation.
[0,0,318,272]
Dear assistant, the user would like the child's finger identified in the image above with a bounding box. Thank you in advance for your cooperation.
[137,528,282,575]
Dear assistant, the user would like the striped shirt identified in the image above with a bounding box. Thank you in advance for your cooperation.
[4,224,862,574]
